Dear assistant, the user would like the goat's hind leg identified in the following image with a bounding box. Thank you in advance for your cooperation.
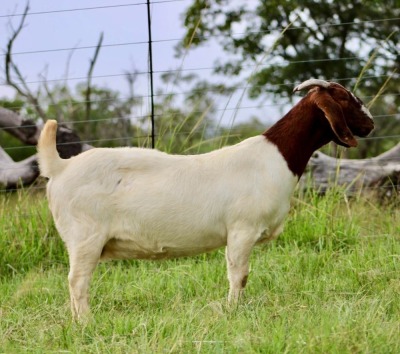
[66,234,104,320]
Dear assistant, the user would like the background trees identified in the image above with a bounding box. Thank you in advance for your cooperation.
[180,0,400,157]
[0,0,399,190]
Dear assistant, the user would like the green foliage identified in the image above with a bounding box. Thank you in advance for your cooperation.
[180,0,400,157]
[1,189,399,352]
[181,0,399,96]
[0,132,36,162]
[0,191,67,279]
[153,79,233,153]
[2,0,398,163]
[0,99,24,112]
[219,117,266,146]
[40,84,139,148]
[0,81,224,154]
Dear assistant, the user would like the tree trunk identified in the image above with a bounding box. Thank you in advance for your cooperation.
[0,108,86,189]
[0,146,39,189]
[303,143,400,198]
[0,107,41,145]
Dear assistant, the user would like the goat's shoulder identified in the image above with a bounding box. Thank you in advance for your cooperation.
[216,135,293,169]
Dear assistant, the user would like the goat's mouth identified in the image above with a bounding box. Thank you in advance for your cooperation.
[362,125,375,137]
[352,119,375,138]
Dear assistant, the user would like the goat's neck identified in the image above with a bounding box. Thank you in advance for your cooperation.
[263,104,333,178]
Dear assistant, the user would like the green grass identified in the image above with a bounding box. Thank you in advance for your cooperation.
[1,187,399,353]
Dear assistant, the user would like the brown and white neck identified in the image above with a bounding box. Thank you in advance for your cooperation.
[262,103,334,178]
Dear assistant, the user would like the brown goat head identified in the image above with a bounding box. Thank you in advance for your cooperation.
[294,79,374,147]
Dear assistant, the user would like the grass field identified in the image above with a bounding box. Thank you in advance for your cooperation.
[1,187,399,353]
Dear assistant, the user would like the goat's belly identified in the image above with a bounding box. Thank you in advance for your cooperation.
[101,222,227,260]
[101,236,225,260]
[100,210,228,260]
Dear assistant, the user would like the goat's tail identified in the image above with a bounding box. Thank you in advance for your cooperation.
[37,120,68,178]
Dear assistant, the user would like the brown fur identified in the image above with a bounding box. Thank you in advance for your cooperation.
[264,84,374,177]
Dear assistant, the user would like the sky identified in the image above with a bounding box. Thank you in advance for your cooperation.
[0,1,196,98]
[0,0,276,127]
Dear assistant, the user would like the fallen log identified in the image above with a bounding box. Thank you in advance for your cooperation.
[0,107,40,145]
[304,143,400,197]
[0,108,84,189]
[0,146,39,189]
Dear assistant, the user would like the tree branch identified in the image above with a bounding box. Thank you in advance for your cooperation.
[5,3,48,120]
[86,32,104,124]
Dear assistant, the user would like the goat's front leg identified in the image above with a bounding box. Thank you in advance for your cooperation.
[226,229,256,304]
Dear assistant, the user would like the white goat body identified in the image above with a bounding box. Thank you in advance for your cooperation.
[47,135,296,260]
[38,79,374,319]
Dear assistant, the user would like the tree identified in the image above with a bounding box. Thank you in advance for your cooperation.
[180,0,400,156]
[1,1,398,192]
[43,84,140,148]
[153,76,233,153]
[181,0,399,95]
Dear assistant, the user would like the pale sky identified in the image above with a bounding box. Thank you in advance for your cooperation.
[0,0,286,128]
[0,1,194,97]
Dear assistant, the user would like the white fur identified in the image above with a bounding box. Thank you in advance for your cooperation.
[350,92,374,120]
[44,133,297,319]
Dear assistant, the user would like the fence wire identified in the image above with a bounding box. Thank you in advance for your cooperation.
[0,0,399,194]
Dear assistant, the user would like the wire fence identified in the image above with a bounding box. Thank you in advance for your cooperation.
[0,0,186,18]
[0,0,399,194]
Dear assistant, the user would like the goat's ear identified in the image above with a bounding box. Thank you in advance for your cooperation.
[313,91,358,147]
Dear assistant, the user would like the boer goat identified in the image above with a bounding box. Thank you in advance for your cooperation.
[38,79,374,319]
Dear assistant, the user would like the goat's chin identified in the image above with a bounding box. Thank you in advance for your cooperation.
[356,129,374,138]
[334,138,357,148]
